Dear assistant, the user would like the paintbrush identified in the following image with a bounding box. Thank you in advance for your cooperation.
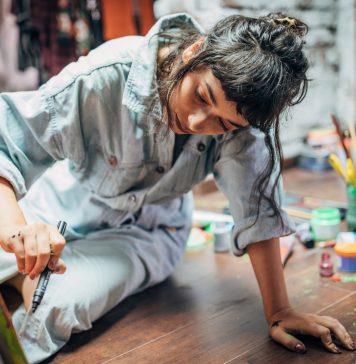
[347,118,356,162]
[331,114,356,186]
[328,153,348,182]
[331,114,351,159]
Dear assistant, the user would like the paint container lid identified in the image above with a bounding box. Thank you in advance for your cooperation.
[311,208,340,225]
[210,222,234,233]
[334,243,356,257]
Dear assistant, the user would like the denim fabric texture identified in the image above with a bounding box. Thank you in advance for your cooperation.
[0,13,294,263]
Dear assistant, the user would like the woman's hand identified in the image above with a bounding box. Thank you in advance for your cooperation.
[268,307,356,354]
[0,222,66,279]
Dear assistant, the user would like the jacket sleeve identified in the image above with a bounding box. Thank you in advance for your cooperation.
[0,47,126,200]
[213,128,295,256]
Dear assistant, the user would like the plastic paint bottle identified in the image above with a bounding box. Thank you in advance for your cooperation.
[334,243,356,272]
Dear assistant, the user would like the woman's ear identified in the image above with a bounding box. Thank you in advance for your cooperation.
[182,37,206,64]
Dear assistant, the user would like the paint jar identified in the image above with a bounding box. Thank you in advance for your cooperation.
[334,242,356,272]
[211,222,233,253]
[346,184,356,231]
[319,253,334,277]
[311,208,340,241]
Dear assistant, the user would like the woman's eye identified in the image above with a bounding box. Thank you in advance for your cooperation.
[195,90,207,104]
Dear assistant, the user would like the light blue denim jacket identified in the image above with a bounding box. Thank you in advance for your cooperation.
[0,13,294,256]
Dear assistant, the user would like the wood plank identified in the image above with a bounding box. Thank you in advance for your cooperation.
[48,246,353,363]
[282,169,347,202]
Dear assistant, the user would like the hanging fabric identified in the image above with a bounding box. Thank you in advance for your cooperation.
[29,0,77,77]
[86,0,104,47]
[29,0,103,77]
[16,0,44,84]
[0,0,39,91]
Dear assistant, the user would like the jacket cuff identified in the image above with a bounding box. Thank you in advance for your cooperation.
[231,209,296,256]
[0,154,27,200]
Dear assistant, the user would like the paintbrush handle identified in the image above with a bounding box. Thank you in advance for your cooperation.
[331,114,351,159]
[347,158,356,186]
[328,153,348,182]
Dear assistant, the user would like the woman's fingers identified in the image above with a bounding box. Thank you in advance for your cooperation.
[0,233,13,253]
[300,321,342,353]
[269,325,306,353]
[47,226,66,274]
[23,231,37,275]
[29,225,50,279]
[49,225,66,257]
[0,223,67,277]
[268,310,355,354]
[312,315,356,351]
[6,232,25,273]
[50,258,66,274]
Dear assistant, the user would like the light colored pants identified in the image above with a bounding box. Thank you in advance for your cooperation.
[0,195,192,364]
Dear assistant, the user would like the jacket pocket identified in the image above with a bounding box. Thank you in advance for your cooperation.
[76,145,146,197]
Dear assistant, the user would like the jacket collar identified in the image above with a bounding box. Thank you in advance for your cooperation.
[122,13,204,120]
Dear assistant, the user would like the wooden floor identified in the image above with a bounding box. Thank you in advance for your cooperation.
[8,168,356,363]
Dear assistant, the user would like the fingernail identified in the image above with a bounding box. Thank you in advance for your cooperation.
[295,344,305,353]
[332,345,342,354]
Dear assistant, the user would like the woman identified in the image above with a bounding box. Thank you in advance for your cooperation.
[0,12,354,363]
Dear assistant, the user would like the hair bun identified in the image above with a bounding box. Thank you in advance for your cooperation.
[265,12,308,37]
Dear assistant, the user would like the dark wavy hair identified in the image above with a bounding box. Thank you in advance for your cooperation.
[156,13,309,227]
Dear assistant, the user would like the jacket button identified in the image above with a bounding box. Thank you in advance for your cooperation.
[197,142,206,152]
[156,166,165,174]
[108,155,118,167]
[129,194,137,203]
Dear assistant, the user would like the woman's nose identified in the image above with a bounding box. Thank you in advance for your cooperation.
[188,109,208,129]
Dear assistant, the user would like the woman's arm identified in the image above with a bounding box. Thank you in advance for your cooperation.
[246,237,290,321]
[247,237,355,353]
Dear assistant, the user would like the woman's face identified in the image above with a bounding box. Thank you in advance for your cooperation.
[167,67,248,135]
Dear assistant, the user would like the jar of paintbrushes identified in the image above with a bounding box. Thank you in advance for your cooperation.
[329,115,356,231]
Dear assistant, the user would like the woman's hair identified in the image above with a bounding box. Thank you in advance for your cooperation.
[156,13,309,227]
